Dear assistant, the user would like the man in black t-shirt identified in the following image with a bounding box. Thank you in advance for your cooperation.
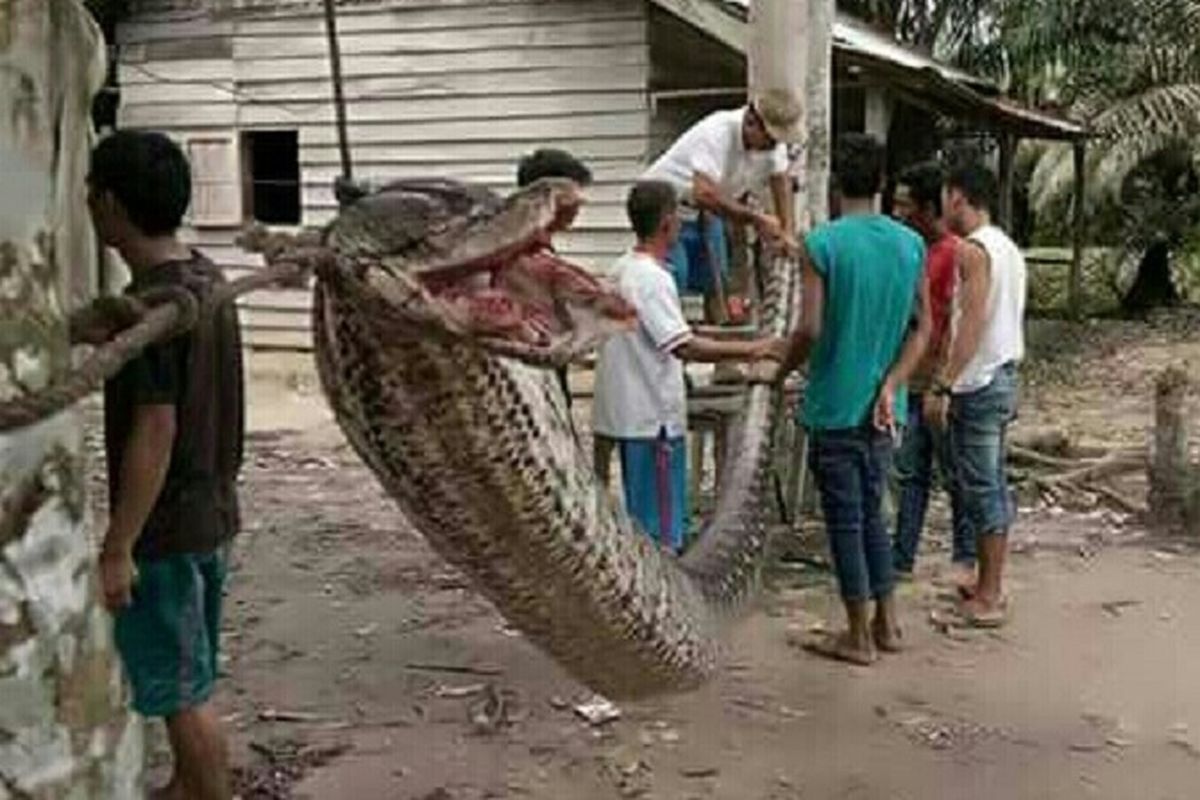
[87,130,242,800]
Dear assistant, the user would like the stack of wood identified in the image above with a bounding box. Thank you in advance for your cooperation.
[1008,428,1146,515]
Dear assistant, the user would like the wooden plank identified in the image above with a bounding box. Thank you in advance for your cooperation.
[297,160,644,186]
[299,138,648,165]
[301,180,633,210]
[239,306,313,332]
[233,91,647,126]
[118,59,234,84]
[235,3,642,37]
[241,328,314,351]
[237,288,313,312]
[121,81,239,105]
[119,102,237,128]
[233,64,648,100]
[230,20,646,60]
[120,0,643,41]
[232,45,648,83]
[297,113,649,144]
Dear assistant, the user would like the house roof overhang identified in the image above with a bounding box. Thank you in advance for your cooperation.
[648,0,1088,141]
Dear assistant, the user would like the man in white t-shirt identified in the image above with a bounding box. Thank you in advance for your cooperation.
[928,163,1027,629]
[593,180,784,552]
[642,90,801,321]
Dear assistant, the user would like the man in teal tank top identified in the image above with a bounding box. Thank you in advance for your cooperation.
[776,134,931,665]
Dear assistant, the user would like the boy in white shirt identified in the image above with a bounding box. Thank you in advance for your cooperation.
[593,181,784,552]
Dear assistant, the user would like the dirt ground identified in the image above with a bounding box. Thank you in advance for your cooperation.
[104,315,1200,800]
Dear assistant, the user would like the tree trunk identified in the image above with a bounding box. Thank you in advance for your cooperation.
[1148,365,1193,533]
[0,2,143,796]
[804,0,834,228]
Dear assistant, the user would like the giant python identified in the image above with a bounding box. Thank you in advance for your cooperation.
[266,177,800,699]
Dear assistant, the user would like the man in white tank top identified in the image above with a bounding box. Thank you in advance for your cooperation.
[928,164,1026,628]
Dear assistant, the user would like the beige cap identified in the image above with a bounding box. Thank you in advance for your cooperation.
[752,88,803,144]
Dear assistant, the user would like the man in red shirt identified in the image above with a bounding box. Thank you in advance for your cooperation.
[890,161,974,586]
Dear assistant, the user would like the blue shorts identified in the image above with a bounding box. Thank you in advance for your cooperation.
[949,362,1019,536]
[666,215,729,295]
[114,551,227,717]
[616,430,688,552]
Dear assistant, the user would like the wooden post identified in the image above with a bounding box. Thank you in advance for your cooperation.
[1068,140,1086,316]
[323,0,353,181]
[997,133,1017,231]
[1149,365,1191,531]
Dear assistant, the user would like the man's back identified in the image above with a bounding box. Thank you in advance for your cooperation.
[104,252,245,559]
[804,215,925,430]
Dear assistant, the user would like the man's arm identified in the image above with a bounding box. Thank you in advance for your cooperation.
[101,404,175,609]
[693,172,776,233]
[769,172,798,253]
[776,250,824,380]
[936,240,991,389]
[886,273,933,390]
[673,335,780,363]
[873,273,932,431]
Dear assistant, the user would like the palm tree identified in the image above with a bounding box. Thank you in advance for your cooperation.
[985,0,1200,309]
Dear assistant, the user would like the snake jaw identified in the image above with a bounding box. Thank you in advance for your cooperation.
[323,178,636,366]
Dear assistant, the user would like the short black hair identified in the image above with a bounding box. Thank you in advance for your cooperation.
[945,162,998,212]
[89,130,191,235]
[897,160,945,215]
[516,148,593,188]
[834,133,884,199]
[626,180,677,240]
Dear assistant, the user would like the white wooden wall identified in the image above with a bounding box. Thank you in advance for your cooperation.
[117,0,650,348]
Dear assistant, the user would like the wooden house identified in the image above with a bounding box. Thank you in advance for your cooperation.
[115,0,1084,348]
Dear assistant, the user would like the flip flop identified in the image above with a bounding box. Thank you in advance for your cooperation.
[802,633,878,666]
[955,603,1009,629]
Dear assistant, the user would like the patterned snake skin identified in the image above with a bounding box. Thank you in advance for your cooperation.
[307,179,800,699]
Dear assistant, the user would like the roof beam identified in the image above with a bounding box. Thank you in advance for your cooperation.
[648,0,746,53]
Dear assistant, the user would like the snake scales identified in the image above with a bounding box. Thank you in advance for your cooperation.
[293,177,800,699]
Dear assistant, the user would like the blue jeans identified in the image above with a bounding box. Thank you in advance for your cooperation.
[892,394,975,573]
[810,426,895,601]
[950,362,1019,537]
[666,214,728,295]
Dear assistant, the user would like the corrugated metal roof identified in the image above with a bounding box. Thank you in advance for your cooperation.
[654,0,1087,140]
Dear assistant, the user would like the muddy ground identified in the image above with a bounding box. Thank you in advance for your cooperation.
[92,313,1200,799]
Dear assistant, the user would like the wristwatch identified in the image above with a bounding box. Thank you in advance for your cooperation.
[932,379,952,398]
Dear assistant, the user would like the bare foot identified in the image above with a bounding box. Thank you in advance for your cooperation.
[803,632,877,666]
[872,618,904,653]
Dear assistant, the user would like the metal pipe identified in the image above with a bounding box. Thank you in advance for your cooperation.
[322,0,353,181]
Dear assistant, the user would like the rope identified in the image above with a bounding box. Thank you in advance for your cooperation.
[0,260,307,433]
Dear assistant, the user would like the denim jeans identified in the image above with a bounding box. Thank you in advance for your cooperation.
[950,362,1019,537]
[892,394,976,573]
[666,214,728,295]
[810,426,895,602]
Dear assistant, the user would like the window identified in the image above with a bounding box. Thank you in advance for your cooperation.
[242,130,301,226]
[186,135,242,227]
